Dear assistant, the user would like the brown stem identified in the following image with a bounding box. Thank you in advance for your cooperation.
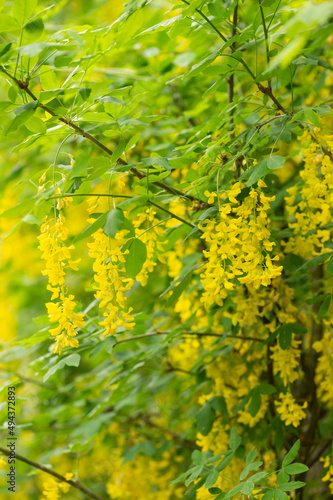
[0,66,204,204]
[0,446,105,500]
[115,330,264,344]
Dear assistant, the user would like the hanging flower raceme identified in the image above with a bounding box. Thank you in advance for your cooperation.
[270,337,302,386]
[199,181,282,308]
[38,199,84,354]
[42,473,73,500]
[275,392,307,427]
[87,201,135,336]
[284,130,333,258]
[132,208,167,286]
[321,456,333,495]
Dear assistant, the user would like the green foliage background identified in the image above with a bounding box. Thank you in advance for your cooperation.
[0,0,333,499]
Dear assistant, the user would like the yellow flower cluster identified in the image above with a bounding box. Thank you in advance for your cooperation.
[270,338,301,386]
[284,131,333,258]
[42,473,73,500]
[132,208,166,286]
[321,456,333,495]
[276,392,307,427]
[106,449,183,500]
[200,182,282,308]
[46,295,85,354]
[87,226,135,336]
[38,212,84,354]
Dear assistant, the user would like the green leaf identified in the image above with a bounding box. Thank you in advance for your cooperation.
[216,451,233,471]
[0,14,20,31]
[100,96,125,106]
[196,402,216,436]
[241,481,254,496]
[12,0,37,24]
[257,382,276,395]
[284,463,309,475]
[283,254,306,273]
[184,465,203,486]
[39,65,60,91]
[103,208,125,238]
[279,326,292,350]
[249,391,261,417]
[246,156,285,186]
[208,487,222,495]
[170,469,193,486]
[23,18,44,42]
[140,15,181,34]
[65,353,81,366]
[246,159,269,186]
[123,238,147,279]
[43,354,80,382]
[277,469,290,485]
[71,151,91,178]
[142,157,171,170]
[165,271,193,307]
[209,396,228,416]
[185,52,218,78]
[111,138,125,163]
[317,294,331,320]
[207,3,227,19]
[73,212,107,243]
[0,42,12,59]
[1,197,35,218]
[205,470,219,489]
[224,483,243,499]
[266,156,285,170]
[192,450,206,466]
[304,108,320,127]
[126,132,141,152]
[296,252,333,273]
[246,448,257,465]
[78,87,91,101]
[279,481,306,491]
[327,256,333,275]
[283,323,307,335]
[229,428,241,451]
[251,472,268,483]
[240,461,262,480]
[5,101,38,135]
[25,116,47,134]
[105,336,117,354]
[273,491,289,500]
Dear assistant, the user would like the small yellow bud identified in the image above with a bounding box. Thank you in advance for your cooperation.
[258,179,267,188]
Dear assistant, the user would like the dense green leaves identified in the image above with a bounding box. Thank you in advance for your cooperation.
[0,1,332,499]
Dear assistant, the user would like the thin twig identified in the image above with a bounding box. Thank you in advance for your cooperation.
[179,0,256,80]
[115,330,264,344]
[48,193,134,200]
[0,65,204,204]
[0,447,105,500]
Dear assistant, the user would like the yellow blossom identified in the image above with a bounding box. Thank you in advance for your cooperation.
[276,392,307,427]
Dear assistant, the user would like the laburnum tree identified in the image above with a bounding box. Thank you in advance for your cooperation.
[0,0,333,499]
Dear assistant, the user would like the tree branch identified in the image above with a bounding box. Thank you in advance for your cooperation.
[0,446,106,500]
[115,330,264,344]
[0,65,204,204]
